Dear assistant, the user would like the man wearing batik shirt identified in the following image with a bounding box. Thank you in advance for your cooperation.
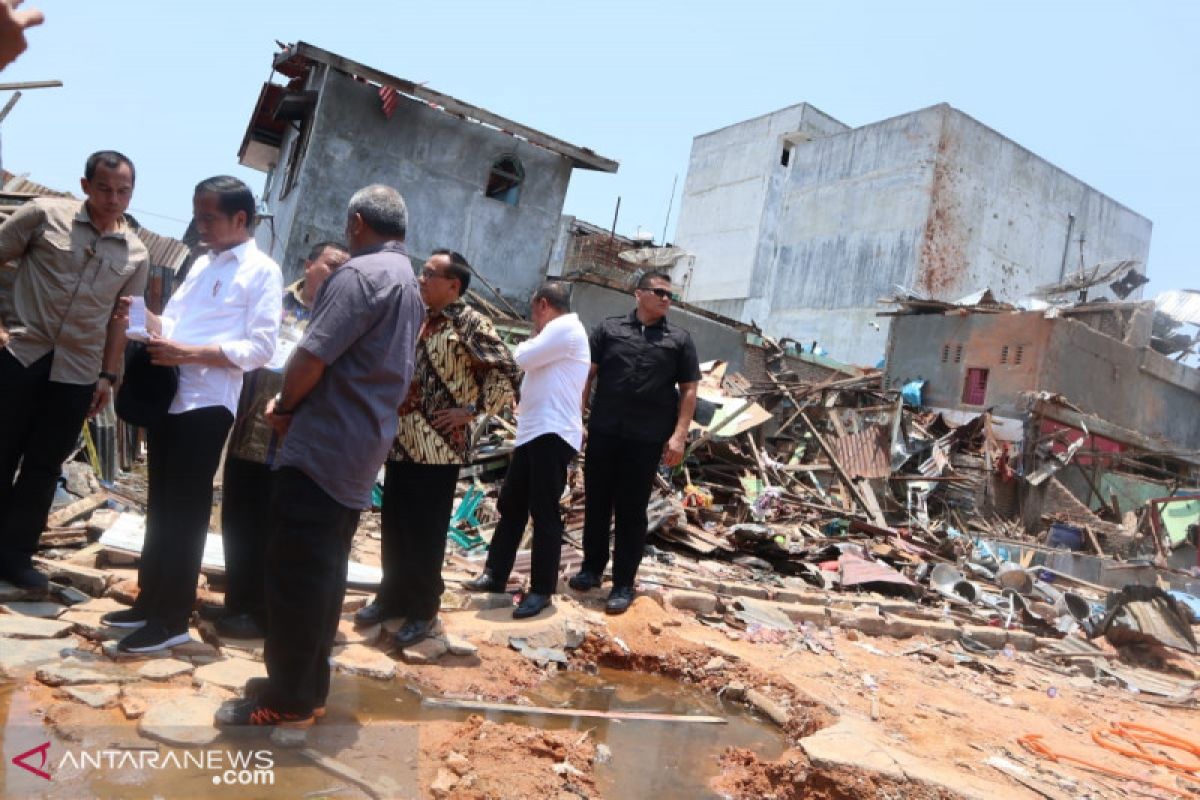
[355,249,519,648]
[213,241,348,640]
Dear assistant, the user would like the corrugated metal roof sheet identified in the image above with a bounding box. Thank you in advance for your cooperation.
[1155,290,1200,327]
[829,425,892,479]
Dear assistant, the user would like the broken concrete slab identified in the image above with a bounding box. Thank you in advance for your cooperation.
[799,716,1016,800]
[193,658,266,691]
[335,618,382,646]
[1,601,66,618]
[64,684,121,709]
[401,636,449,665]
[58,609,124,642]
[332,644,398,679]
[32,558,110,596]
[137,659,195,681]
[106,578,139,605]
[0,637,74,678]
[665,589,719,615]
[36,661,137,687]
[443,633,478,657]
[0,614,74,639]
[138,694,223,747]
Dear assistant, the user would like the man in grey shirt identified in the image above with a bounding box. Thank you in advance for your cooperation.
[216,185,423,729]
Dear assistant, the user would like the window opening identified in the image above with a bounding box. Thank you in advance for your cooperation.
[486,155,524,205]
[1014,345,1025,366]
[1000,345,1009,364]
[954,344,963,364]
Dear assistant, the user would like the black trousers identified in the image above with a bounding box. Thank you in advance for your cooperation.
[133,406,233,632]
[377,460,460,621]
[581,431,664,588]
[0,350,95,576]
[484,433,576,596]
[263,466,360,716]
[220,455,275,625]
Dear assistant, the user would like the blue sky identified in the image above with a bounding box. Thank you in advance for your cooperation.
[3,0,1195,294]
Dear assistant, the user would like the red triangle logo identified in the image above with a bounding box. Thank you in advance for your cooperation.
[12,741,52,780]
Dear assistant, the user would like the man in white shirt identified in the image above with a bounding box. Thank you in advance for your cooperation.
[464,282,589,619]
[102,176,283,653]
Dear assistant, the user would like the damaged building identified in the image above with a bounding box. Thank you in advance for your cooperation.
[883,293,1200,570]
[238,41,618,306]
[671,102,1153,364]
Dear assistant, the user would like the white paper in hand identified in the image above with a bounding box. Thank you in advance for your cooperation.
[127,297,149,341]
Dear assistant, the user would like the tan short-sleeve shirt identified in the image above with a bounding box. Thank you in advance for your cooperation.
[0,197,150,384]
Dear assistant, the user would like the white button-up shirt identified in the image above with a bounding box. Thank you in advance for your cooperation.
[160,240,283,415]
[513,312,590,451]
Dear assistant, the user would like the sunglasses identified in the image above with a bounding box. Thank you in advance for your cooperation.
[643,287,679,301]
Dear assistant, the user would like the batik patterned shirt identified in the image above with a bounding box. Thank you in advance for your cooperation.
[390,300,520,465]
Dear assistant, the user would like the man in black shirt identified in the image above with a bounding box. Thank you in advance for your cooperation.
[570,271,700,614]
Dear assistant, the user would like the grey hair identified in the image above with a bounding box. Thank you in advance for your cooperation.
[347,184,407,238]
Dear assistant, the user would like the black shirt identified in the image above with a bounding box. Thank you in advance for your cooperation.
[588,311,701,444]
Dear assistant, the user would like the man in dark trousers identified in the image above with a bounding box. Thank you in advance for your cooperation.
[0,151,147,590]
[570,271,699,614]
[355,249,519,648]
[101,176,283,652]
[214,241,348,639]
[463,282,590,619]
[217,184,423,728]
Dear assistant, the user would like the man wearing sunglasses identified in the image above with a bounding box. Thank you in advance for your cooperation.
[570,271,700,614]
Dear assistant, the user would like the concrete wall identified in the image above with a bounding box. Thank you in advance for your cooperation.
[673,103,850,307]
[883,311,1050,417]
[920,109,1152,300]
[883,310,1200,451]
[674,103,1154,367]
[257,68,574,306]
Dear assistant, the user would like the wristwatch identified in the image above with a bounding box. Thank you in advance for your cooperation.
[271,393,295,415]
[98,371,118,384]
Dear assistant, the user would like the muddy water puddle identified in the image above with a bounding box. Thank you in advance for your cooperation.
[2,668,784,798]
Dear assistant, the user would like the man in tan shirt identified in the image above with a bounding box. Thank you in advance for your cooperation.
[0,150,148,590]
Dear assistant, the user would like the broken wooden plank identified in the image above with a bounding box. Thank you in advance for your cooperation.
[45,492,108,528]
[798,412,880,525]
[422,697,726,724]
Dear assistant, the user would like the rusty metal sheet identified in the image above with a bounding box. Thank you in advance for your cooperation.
[829,425,891,479]
[838,553,917,590]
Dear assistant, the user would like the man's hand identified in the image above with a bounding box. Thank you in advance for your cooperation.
[0,323,8,348]
[87,376,113,418]
[662,431,688,468]
[429,407,474,435]
[146,336,194,366]
[264,397,292,438]
[0,0,42,69]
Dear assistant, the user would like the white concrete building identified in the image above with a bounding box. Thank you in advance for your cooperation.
[672,103,1152,365]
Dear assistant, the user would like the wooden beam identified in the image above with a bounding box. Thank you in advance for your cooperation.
[280,43,617,173]
[0,80,63,91]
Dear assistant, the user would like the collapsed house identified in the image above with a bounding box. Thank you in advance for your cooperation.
[238,40,618,307]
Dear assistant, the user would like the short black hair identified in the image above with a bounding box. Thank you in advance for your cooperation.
[85,151,136,184]
[431,248,472,295]
[637,270,672,289]
[194,175,256,232]
[532,281,571,313]
[307,241,349,263]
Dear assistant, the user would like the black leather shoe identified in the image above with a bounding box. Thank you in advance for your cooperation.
[392,617,438,648]
[3,564,48,592]
[605,586,635,615]
[568,571,602,592]
[354,600,399,627]
[463,570,506,593]
[513,593,552,619]
[215,613,265,640]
